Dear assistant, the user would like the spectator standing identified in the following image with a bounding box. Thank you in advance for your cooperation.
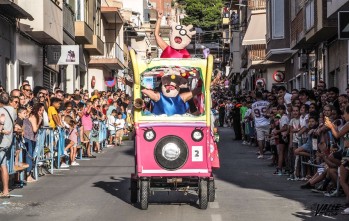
[82,100,94,158]
[23,103,44,182]
[107,109,117,146]
[48,98,62,129]
[0,92,16,198]
[115,112,125,146]
[252,92,270,159]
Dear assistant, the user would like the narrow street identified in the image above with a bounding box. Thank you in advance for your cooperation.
[0,127,346,221]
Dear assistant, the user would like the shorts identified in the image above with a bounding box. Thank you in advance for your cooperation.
[116,129,124,138]
[300,138,312,153]
[0,148,10,166]
[84,130,91,140]
[109,130,116,136]
[256,126,270,141]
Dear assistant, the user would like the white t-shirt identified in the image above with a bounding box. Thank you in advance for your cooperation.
[115,118,125,130]
[251,100,270,127]
[300,114,309,128]
[284,93,292,105]
[0,106,16,148]
[107,115,116,131]
[289,118,300,143]
[280,114,289,128]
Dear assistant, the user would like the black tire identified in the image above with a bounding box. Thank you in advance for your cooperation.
[208,180,215,202]
[198,179,208,209]
[139,180,149,210]
[130,179,138,204]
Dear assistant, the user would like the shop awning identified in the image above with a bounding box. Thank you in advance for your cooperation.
[242,13,266,46]
[0,0,34,21]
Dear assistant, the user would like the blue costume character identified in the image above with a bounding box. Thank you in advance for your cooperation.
[152,93,189,116]
[141,74,198,116]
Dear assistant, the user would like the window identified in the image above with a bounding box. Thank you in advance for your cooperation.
[94,3,101,37]
[305,0,314,31]
[266,0,271,40]
[84,0,89,24]
[271,0,284,39]
[76,0,81,20]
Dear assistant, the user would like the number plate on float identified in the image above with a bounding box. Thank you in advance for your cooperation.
[192,146,203,162]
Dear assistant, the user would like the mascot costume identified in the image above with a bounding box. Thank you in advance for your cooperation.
[155,10,196,59]
[141,10,200,116]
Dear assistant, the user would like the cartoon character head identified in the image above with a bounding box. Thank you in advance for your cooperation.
[169,22,196,50]
[161,74,188,97]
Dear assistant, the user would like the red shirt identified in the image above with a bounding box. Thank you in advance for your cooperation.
[160,46,191,58]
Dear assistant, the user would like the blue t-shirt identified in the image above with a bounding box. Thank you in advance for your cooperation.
[152,93,188,116]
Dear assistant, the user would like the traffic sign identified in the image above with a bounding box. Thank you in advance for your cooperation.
[338,11,349,40]
[255,78,266,88]
[273,70,285,82]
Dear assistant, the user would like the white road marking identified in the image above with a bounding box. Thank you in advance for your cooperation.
[209,202,220,208]
[211,214,222,221]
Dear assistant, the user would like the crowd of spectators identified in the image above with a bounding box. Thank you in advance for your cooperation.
[0,81,133,198]
[213,80,349,215]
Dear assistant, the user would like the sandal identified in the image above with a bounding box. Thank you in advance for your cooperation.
[0,192,10,198]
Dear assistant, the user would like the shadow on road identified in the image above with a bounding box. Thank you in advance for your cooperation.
[93,176,200,209]
[213,127,347,221]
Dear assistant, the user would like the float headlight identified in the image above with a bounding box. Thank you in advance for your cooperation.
[191,129,204,142]
[162,143,181,161]
[144,129,156,142]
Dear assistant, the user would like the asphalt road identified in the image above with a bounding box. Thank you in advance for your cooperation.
[0,127,348,221]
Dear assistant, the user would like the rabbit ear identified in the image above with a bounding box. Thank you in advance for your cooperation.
[186,25,193,30]
[188,30,196,37]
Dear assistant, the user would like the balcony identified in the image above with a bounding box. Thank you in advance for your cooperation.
[248,0,266,10]
[84,35,104,55]
[75,21,93,44]
[247,44,266,68]
[120,9,132,23]
[17,0,63,44]
[290,8,306,49]
[305,0,337,45]
[102,0,123,8]
[89,42,125,69]
[63,3,75,44]
[248,45,266,61]
[0,0,33,20]
[101,6,124,24]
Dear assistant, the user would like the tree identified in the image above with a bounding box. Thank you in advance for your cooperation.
[178,0,224,30]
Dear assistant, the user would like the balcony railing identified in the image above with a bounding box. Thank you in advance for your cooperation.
[63,3,75,38]
[291,8,304,46]
[248,45,266,61]
[248,0,266,10]
[93,42,125,64]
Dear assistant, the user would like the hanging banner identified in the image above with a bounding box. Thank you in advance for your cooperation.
[46,45,79,65]
[58,45,79,65]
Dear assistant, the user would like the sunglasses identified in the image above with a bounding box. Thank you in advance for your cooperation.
[13,101,19,104]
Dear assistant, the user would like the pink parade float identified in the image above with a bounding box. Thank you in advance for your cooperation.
[129,10,220,210]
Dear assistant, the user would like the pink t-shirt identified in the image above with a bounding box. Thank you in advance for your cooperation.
[81,108,92,131]
[68,128,78,143]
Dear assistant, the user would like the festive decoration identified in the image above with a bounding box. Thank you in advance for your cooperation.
[104,77,117,87]
[91,76,96,88]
